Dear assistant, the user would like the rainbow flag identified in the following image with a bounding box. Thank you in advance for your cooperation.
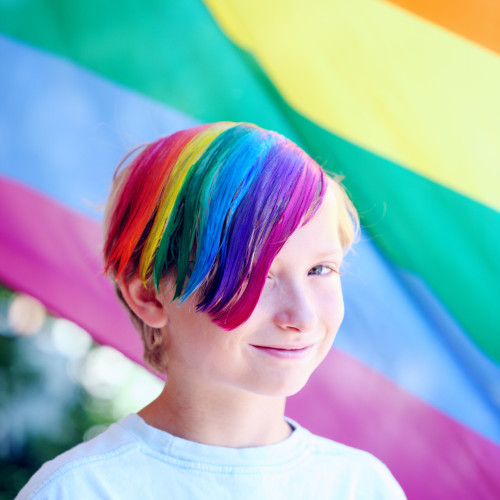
[1,1,499,497]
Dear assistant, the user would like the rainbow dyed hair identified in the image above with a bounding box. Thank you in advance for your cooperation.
[104,122,328,331]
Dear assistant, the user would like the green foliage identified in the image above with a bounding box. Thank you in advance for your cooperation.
[0,327,114,498]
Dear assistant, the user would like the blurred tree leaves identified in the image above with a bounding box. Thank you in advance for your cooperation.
[0,288,114,499]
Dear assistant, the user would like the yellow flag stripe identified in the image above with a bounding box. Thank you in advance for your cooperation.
[204,0,500,212]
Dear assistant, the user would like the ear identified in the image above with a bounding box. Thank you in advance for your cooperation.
[117,275,168,328]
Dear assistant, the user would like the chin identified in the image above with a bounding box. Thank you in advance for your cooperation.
[250,374,312,398]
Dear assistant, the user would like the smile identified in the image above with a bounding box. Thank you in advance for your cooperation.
[250,344,314,359]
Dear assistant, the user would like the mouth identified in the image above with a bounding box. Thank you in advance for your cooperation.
[250,344,314,359]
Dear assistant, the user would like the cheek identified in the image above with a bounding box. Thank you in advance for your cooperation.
[336,292,345,326]
[319,281,345,331]
[318,294,344,363]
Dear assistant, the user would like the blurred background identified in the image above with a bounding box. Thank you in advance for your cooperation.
[0,286,162,498]
[1,1,500,498]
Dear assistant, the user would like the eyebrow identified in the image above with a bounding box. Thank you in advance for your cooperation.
[314,247,343,260]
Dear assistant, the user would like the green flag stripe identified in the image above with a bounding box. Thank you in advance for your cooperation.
[1,0,498,360]
[290,113,500,361]
[0,0,302,144]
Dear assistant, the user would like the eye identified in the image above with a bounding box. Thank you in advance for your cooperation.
[308,264,338,276]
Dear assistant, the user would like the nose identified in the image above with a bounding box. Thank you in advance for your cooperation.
[273,281,317,333]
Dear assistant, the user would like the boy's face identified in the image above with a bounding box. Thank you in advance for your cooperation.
[161,186,344,398]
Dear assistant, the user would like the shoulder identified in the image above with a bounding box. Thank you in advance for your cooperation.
[291,421,407,499]
[15,416,140,500]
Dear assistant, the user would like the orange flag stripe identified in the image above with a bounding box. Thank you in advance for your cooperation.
[385,0,500,55]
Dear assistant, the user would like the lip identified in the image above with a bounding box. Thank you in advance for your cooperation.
[250,344,314,359]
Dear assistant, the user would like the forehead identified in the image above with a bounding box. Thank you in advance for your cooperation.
[272,186,342,265]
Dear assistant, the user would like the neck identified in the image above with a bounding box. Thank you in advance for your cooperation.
[138,376,291,448]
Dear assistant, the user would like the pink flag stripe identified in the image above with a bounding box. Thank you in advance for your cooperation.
[2,175,500,499]
[0,175,143,362]
[287,348,500,500]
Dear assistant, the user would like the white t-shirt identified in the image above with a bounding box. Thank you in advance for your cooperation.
[16,414,406,499]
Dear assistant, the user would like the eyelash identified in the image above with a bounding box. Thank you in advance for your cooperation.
[308,265,339,276]
[266,264,341,281]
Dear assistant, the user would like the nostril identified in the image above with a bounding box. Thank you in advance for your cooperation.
[273,304,317,333]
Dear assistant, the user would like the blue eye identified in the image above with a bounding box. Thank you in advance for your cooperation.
[308,265,335,276]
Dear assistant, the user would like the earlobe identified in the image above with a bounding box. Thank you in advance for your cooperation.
[117,275,168,328]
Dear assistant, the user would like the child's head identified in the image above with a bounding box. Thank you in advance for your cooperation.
[103,122,358,374]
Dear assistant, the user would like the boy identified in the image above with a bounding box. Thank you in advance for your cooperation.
[17,122,406,498]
